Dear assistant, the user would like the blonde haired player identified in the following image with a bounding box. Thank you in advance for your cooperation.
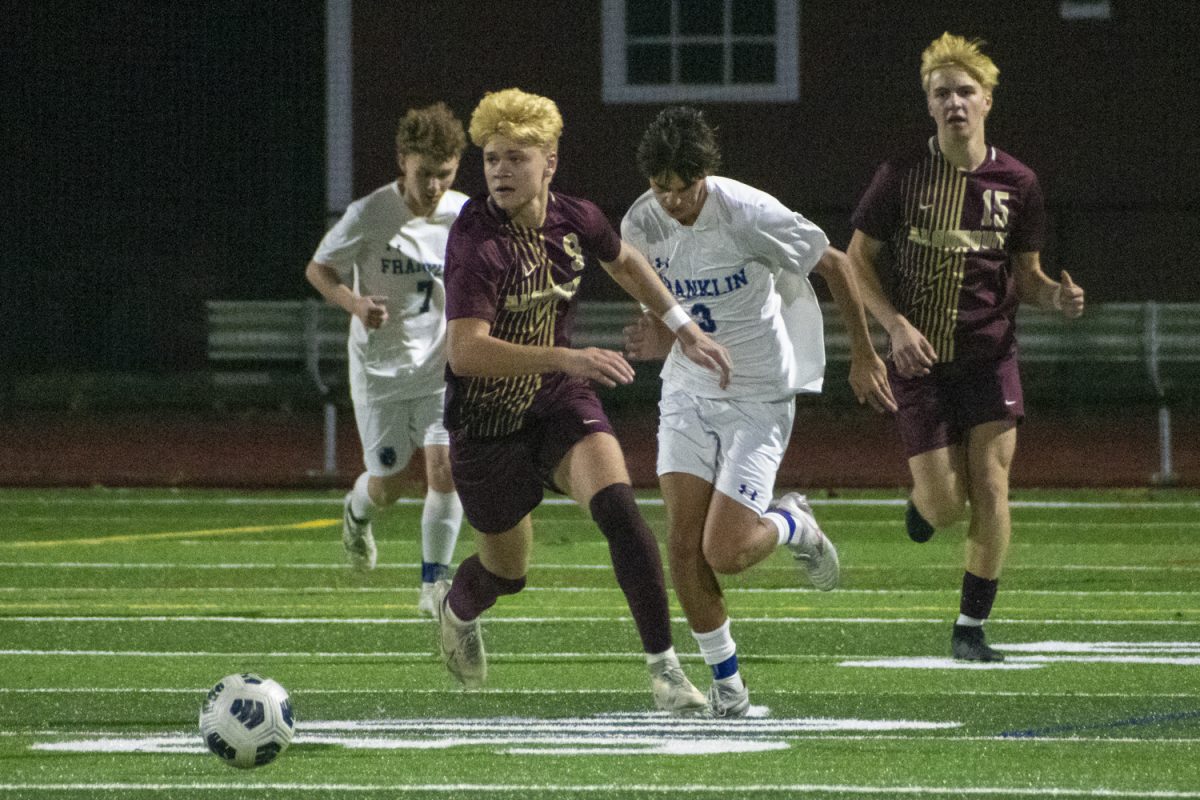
[430,88,732,714]
[305,102,468,615]
[848,33,1085,660]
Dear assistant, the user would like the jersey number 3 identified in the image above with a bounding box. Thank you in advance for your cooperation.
[689,303,716,333]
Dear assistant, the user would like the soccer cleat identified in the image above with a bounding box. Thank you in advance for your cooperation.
[433,580,487,688]
[951,624,1005,662]
[905,499,936,543]
[776,493,840,591]
[648,659,708,716]
[417,582,440,617]
[707,676,751,719]
[341,494,377,571]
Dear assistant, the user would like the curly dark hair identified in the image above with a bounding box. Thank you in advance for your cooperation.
[635,106,721,183]
[396,102,467,162]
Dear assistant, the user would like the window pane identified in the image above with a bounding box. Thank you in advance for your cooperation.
[627,43,672,84]
[626,0,670,36]
[679,0,724,35]
[732,42,775,83]
[679,43,723,84]
[732,0,775,35]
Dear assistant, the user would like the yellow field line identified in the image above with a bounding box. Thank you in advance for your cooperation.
[2,519,339,549]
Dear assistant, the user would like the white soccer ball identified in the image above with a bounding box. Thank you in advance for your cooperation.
[199,672,295,769]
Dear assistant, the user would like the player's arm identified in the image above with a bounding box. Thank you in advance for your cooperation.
[1013,252,1084,319]
[601,241,732,388]
[304,260,389,330]
[846,230,936,377]
[623,311,673,362]
[811,247,896,413]
[445,317,636,388]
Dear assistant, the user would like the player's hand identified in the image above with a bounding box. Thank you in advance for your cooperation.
[623,313,672,361]
[675,324,733,390]
[355,295,389,329]
[1057,271,1085,319]
[887,317,937,378]
[563,347,636,388]
[849,351,898,413]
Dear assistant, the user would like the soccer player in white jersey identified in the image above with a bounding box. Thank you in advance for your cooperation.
[305,102,468,615]
[622,106,896,717]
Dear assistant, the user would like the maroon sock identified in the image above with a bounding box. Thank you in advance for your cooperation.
[960,570,999,620]
[446,554,526,622]
[589,483,672,654]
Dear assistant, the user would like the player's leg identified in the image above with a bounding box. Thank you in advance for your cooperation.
[434,430,542,687]
[908,445,969,534]
[434,517,531,688]
[555,430,706,714]
[416,401,463,615]
[343,395,420,571]
[951,419,1017,662]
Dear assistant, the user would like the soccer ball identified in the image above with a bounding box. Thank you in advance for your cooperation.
[199,673,295,768]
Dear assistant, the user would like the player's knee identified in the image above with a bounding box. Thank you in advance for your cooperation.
[919,494,967,529]
[702,538,753,575]
[589,483,644,540]
[370,474,408,507]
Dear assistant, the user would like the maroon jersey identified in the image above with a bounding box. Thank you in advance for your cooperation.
[443,192,622,438]
[852,137,1046,363]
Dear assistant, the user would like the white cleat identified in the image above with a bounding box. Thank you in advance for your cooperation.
[707,676,751,719]
[776,492,839,591]
[341,494,377,572]
[648,659,708,716]
[417,582,440,617]
[432,579,486,688]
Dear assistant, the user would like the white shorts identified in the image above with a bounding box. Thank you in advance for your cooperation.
[656,389,794,514]
[353,390,449,477]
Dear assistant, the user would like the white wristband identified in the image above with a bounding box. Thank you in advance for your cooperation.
[661,305,691,333]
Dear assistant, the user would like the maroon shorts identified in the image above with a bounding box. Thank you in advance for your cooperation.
[449,378,615,534]
[889,352,1024,458]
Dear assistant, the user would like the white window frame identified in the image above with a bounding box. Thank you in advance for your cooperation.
[602,0,799,103]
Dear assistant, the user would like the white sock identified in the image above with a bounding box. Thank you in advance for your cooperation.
[421,488,463,567]
[348,472,378,520]
[956,614,985,627]
[692,619,737,668]
[763,510,792,546]
[645,646,679,667]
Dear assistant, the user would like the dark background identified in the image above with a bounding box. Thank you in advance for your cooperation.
[6,0,1198,376]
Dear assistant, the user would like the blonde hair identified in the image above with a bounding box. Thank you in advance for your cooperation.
[920,32,999,92]
[468,88,563,150]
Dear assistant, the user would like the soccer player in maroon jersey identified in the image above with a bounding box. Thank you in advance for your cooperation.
[847,33,1085,661]
[431,88,731,712]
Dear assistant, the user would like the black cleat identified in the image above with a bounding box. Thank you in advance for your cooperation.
[951,625,1005,662]
[905,500,935,543]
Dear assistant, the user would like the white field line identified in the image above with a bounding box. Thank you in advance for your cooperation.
[2,561,1199,574]
[2,615,1199,627]
[1,583,1198,600]
[1,782,1199,797]
[4,495,1200,510]
[0,687,1192,699]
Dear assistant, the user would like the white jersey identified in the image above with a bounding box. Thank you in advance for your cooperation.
[621,176,829,400]
[313,183,468,401]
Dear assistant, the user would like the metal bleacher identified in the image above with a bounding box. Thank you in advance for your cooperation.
[207,299,1199,483]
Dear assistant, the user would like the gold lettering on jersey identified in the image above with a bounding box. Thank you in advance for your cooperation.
[907,226,1008,253]
[503,276,582,311]
[562,232,585,272]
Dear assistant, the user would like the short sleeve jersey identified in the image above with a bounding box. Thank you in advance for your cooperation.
[313,183,469,399]
[443,192,622,438]
[851,138,1046,363]
[622,176,829,399]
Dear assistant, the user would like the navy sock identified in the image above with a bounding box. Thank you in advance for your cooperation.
[421,562,450,583]
[906,499,936,543]
[959,571,999,620]
[445,554,525,622]
[711,653,739,680]
[590,483,672,655]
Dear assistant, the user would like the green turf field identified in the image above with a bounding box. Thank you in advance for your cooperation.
[0,487,1197,799]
